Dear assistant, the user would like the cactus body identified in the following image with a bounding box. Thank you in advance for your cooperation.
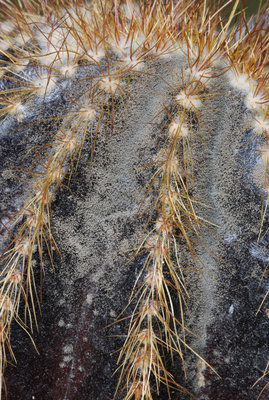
[0,1,269,399]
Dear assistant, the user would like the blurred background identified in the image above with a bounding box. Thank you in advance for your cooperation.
[245,0,267,15]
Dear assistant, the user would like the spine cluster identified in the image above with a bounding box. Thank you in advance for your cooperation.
[115,77,211,398]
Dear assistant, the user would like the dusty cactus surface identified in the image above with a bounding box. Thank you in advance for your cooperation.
[0,1,269,399]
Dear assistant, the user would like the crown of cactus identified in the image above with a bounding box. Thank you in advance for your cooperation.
[0,0,269,399]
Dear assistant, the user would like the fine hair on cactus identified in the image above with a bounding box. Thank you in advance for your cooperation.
[0,1,268,399]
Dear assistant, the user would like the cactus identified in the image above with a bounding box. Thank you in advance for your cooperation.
[0,0,268,399]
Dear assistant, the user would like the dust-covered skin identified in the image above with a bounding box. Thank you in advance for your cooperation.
[1,46,269,400]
